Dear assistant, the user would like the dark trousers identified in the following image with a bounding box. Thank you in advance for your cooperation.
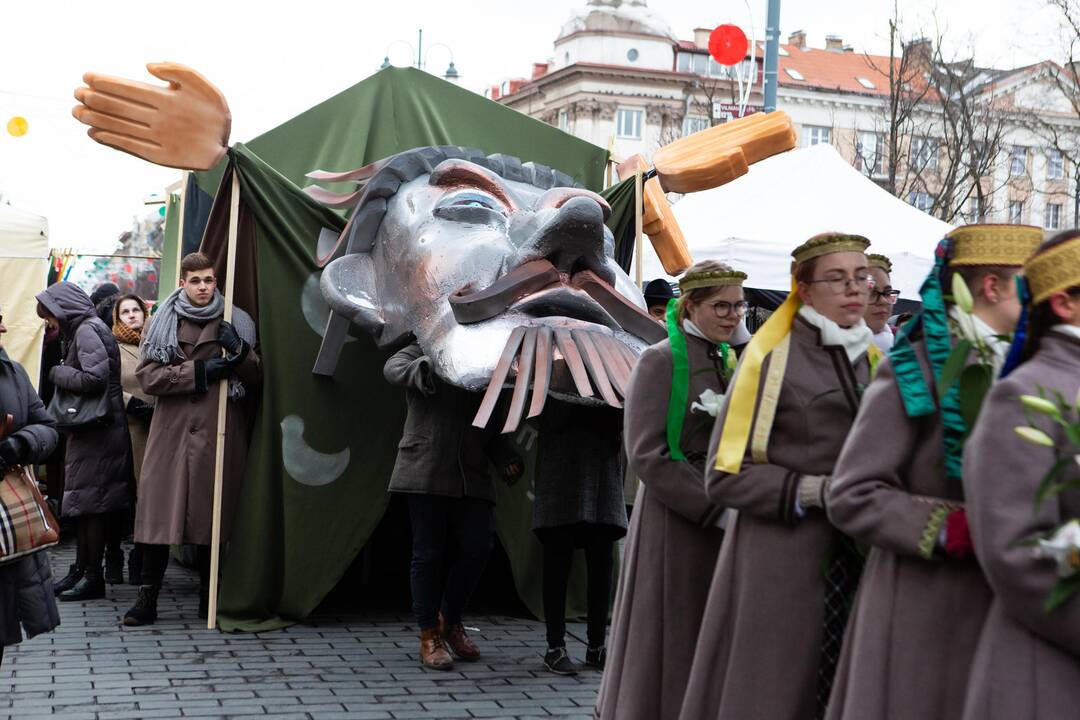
[406,494,494,631]
[76,513,107,581]
[139,543,210,591]
[537,523,615,650]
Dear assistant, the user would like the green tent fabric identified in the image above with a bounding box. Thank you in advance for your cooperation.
[198,69,635,631]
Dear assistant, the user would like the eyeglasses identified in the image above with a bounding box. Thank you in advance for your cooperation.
[708,300,750,318]
[870,287,901,304]
[805,273,874,295]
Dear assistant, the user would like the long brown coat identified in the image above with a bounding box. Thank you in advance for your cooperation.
[118,341,154,485]
[680,316,871,720]
[825,338,991,720]
[596,334,728,720]
[134,314,261,546]
[961,331,1080,720]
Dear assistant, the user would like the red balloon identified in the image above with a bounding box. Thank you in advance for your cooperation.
[709,24,749,66]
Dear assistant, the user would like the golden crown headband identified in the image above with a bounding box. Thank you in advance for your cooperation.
[946,224,1043,267]
[1025,236,1080,304]
[679,269,748,294]
[867,253,893,273]
[791,232,871,266]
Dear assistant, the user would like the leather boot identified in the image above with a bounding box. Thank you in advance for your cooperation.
[53,563,84,595]
[439,613,481,661]
[59,570,106,602]
[419,628,454,671]
[123,585,160,627]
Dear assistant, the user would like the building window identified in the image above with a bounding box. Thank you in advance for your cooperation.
[967,195,984,223]
[627,48,639,62]
[616,108,643,139]
[911,136,938,170]
[558,110,569,132]
[909,191,934,213]
[1048,149,1065,180]
[855,132,884,176]
[805,125,831,147]
[1045,202,1062,230]
[1008,200,1025,223]
[1009,146,1028,176]
[677,52,691,72]
[683,115,710,136]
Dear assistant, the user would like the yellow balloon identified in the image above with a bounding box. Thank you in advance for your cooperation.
[7,116,28,137]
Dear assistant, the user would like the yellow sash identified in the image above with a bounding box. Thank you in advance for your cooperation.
[715,281,802,473]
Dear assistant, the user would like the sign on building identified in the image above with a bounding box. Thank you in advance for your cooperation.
[712,102,762,121]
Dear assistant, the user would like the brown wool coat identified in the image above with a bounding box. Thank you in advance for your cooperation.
[825,338,991,720]
[595,334,728,720]
[680,316,871,720]
[118,342,154,486]
[961,331,1080,720]
[134,315,261,546]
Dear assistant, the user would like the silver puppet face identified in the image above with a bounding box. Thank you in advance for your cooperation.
[321,152,660,402]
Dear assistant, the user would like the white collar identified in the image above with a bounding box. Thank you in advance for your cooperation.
[1052,324,1080,341]
[797,305,873,363]
[872,327,895,353]
[683,318,709,342]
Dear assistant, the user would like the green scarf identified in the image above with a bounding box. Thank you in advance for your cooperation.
[665,298,731,460]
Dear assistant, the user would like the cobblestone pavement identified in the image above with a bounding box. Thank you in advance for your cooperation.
[0,543,601,719]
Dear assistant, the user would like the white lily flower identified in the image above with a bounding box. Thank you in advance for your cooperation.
[1035,520,1080,578]
[691,388,724,417]
[952,273,975,314]
[1015,426,1055,447]
[1020,395,1061,418]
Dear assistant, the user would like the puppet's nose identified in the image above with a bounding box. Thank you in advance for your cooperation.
[518,195,610,280]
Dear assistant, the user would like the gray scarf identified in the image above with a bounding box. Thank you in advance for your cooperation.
[142,288,257,399]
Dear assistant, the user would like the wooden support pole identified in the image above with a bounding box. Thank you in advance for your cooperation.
[634,169,644,290]
[207,169,240,630]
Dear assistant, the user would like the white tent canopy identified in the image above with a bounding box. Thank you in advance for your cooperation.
[0,203,50,385]
[633,144,953,302]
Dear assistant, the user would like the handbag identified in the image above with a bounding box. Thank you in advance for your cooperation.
[46,385,110,429]
[0,415,60,564]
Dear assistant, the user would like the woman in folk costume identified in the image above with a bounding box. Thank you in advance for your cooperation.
[595,260,745,720]
[680,233,880,720]
[824,224,1042,720]
[865,254,901,353]
[961,230,1080,720]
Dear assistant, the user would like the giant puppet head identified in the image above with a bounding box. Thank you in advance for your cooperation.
[312,146,664,431]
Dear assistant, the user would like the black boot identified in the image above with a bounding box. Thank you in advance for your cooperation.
[59,571,106,602]
[128,546,142,586]
[104,547,124,585]
[123,585,160,627]
[53,564,84,595]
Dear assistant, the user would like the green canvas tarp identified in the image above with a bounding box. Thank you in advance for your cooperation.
[181,67,638,631]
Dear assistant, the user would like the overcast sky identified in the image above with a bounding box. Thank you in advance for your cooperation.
[0,0,1067,254]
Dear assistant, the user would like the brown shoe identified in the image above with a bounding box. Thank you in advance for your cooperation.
[439,614,481,661]
[420,628,454,671]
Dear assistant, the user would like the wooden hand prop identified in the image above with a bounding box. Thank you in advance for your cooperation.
[73,62,231,171]
[618,154,693,275]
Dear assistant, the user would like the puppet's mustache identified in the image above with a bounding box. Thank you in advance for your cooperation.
[449,258,665,346]
[471,324,637,433]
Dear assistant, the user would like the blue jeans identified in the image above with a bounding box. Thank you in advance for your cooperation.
[406,494,494,630]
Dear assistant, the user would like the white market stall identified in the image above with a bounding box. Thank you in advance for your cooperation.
[633,143,953,302]
[0,203,50,385]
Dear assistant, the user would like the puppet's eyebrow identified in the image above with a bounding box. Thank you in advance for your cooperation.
[429,159,516,210]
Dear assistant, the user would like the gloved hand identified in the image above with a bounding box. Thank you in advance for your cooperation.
[126,397,155,419]
[407,356,437,396]
[217,321,245,356]
[796,474,830,513]
[204,357,234,384]
[0,435,28,473]
[943,509,974,559]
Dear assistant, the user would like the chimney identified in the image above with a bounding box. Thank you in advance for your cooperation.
[788,30,806,49]
[532,62,549,80]
[842,45,854,53]
[903,37,933,70]
[693,27,711,49]
[825,35,843,52]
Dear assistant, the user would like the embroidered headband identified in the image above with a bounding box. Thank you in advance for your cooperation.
[867,253,893,273]
[678,269,748,294]
[1025,234,1080,304]
[946,224,1042,268]
[791,232,871,265]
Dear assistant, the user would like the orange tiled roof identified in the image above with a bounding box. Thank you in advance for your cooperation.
[775,44,896,95]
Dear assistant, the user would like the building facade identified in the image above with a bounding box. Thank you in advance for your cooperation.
[496,0,1080,231]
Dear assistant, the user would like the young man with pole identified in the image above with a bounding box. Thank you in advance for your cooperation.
[123,251,261,626]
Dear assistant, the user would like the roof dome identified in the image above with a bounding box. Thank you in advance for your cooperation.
[557,0,676,43]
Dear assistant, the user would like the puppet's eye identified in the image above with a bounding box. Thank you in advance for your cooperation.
[445,191,504,213]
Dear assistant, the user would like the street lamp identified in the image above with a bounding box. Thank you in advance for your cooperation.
[380,29,460,83]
